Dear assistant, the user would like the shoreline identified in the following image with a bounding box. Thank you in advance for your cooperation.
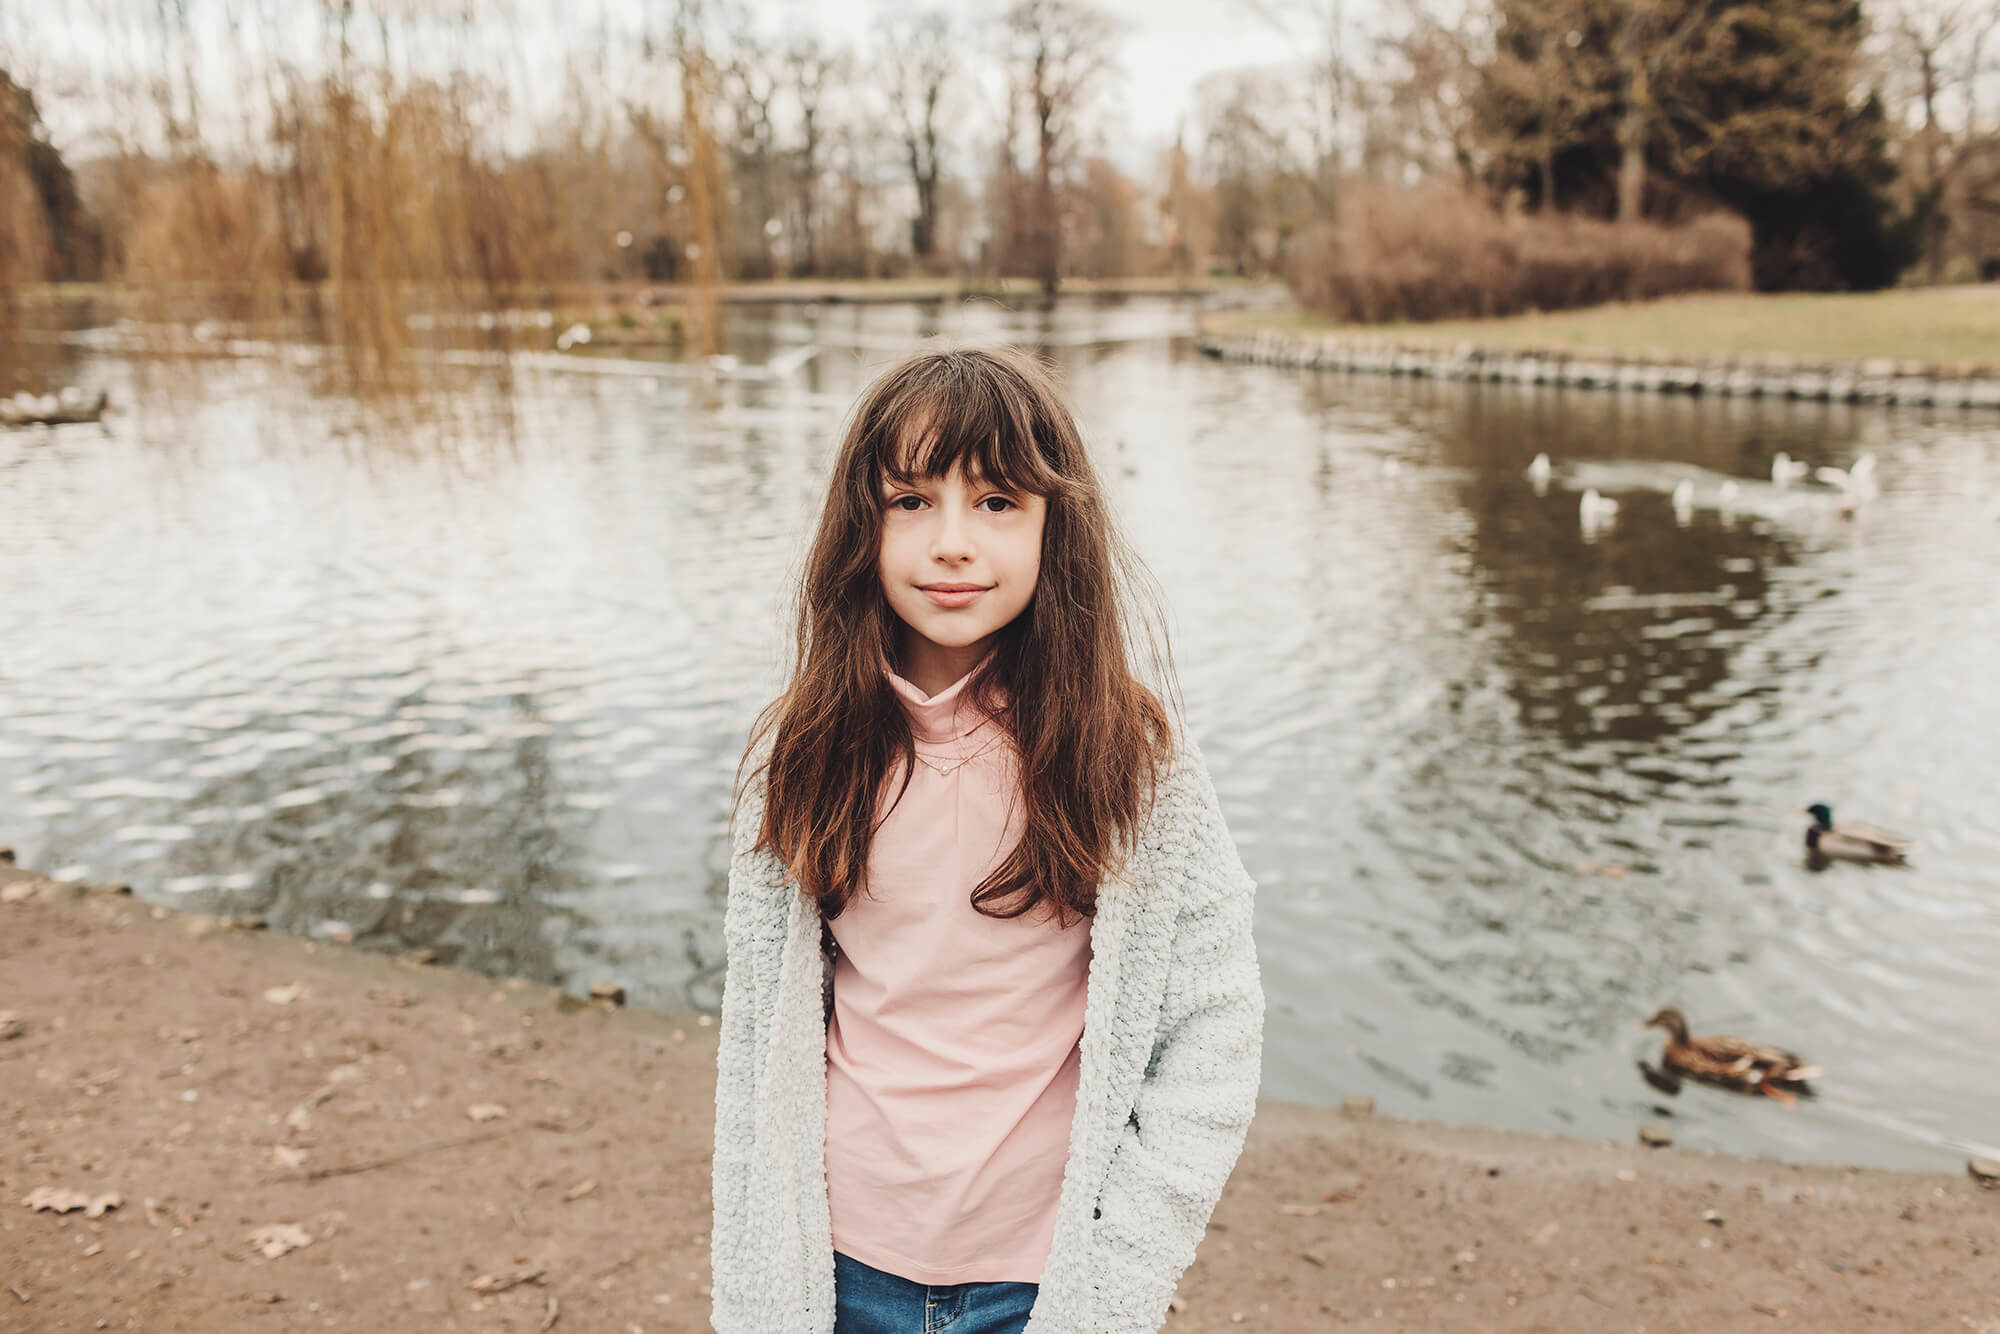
[1197,323,2000,411]
[4,855,1995,1331]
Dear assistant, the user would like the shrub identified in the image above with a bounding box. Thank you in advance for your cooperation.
[1287,182,1752,324]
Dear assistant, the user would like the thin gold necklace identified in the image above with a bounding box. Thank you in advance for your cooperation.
[913,732,1004,777]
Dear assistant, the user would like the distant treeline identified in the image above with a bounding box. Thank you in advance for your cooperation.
[2,0,1996,327]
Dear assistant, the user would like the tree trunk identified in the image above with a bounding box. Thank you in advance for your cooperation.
[913,168,936,259]
[913,87,940,261]
[1614,35,1647,223]
[1615,99,1646,221]
[799,140,819,277]
[1036,105,1059,295]
[1921,54,1944,284]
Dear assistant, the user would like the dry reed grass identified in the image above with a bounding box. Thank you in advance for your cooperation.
[1289,182,1753,325]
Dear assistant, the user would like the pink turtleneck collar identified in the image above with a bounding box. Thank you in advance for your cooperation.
[882,648,1010,744]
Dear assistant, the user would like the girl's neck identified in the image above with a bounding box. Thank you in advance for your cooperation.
[893,634,996,701]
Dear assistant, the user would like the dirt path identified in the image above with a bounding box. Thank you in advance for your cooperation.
[3,863,1994,1333]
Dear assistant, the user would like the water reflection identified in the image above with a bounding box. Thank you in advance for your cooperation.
[3,296,1997,1173]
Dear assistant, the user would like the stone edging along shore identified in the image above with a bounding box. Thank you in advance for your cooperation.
[1198,326,2000,410]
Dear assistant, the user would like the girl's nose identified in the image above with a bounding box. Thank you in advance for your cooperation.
[931,506,974,560]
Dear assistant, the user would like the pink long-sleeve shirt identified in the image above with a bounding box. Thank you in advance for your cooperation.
[821,652,1093,1285]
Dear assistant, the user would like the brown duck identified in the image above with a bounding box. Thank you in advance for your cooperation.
[1641,1008,1823,1106]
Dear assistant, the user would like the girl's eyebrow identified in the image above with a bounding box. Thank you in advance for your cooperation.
[883,470,1002,490]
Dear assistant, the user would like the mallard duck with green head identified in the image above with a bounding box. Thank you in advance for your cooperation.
[1804,803,1912,865]
[1640,1008,1822,1106]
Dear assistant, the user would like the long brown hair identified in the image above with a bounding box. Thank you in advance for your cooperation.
[733,342,1181,926]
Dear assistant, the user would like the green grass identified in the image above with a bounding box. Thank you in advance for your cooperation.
[1208,287,2000,368]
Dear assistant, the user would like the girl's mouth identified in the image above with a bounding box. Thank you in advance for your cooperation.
[920,586,988,608]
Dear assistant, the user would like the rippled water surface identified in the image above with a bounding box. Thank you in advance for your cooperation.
[5,296,1998,1172]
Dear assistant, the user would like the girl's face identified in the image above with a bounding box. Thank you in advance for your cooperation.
[878,458,1046,689]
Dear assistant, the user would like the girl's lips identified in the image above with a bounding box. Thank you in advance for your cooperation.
[921,586,988,607]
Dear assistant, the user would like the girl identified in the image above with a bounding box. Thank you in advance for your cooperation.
[711,344,1263,1334]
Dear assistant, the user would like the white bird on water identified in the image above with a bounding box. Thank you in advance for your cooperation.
[1771,452,1810,487]
[1815,452,1879,499]
[763,343,820,378]
[1527,452,1553,494]
[1579,487,1620,536]
[1816,452,1880,515]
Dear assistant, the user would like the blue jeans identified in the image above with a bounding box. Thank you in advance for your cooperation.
[833,1250,1038,1334]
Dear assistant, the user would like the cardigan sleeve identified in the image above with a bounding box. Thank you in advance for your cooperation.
[1086,735,1265,1331]
[709,763,776,1327]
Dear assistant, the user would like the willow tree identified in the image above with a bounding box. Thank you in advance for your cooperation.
[1002,0,1124,294]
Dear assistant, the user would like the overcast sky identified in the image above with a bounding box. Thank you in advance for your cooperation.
[792,0,1310,143]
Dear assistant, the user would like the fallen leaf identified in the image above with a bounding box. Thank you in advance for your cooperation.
[563,1178,598,1202]
[263,984,305,1006]
[469,1267,545,1294]
[466,1103,509,1122]
[1276,1203,1323,1217]
[21,1187,122,1217]
[247,1223,312,1259]
[0,1011,20,1040]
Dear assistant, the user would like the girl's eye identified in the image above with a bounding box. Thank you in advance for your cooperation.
[886,494,1018,512]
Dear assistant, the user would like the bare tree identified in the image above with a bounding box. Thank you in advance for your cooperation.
[1195,69,1308,273]
[1605,0,1710,221]
[1371,0,1491,190]
[783,34,845,276]
[1481,0,1609,211]
[1881,0,2000,278]
[1002,0,1124,294]
[879,11,953,263]
[1247,0,1355,211]
[720,19,781,276]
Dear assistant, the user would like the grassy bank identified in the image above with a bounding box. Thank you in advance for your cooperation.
[1207,287,2000,368]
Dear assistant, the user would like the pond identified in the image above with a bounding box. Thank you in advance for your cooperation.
[4,294,1996,1173]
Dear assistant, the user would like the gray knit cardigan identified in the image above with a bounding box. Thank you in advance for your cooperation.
[709,726,1265,1333]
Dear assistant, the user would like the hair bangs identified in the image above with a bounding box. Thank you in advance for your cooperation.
[869,359,1060,501]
